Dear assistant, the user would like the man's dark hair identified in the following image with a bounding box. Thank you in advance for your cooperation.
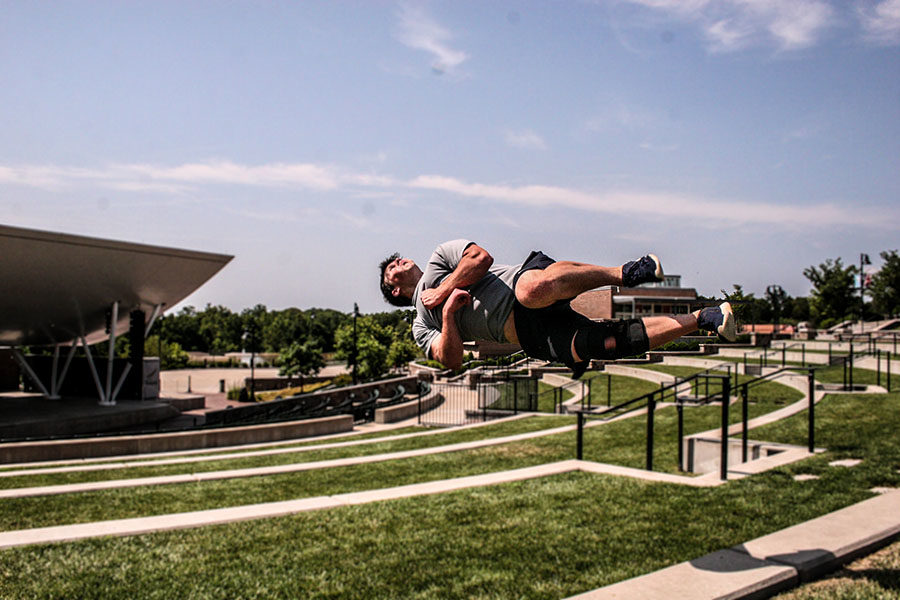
[379,252,413,307]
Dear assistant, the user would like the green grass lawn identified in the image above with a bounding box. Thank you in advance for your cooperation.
[0,416,573,492]
[2,390,898,599]
[0,374,802,531]
[577,371,660,408]
[0,426,429,473]
[1,370,896,599]
[771,537,900,599]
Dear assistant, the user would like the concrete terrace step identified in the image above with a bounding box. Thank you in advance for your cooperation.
[567,489,900,599]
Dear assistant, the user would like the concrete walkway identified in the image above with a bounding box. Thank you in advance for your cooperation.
[568,489,900,599]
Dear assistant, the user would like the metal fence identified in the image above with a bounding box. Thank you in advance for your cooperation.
[420,377,538,427]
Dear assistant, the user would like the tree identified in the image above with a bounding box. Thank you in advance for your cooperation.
[263,308,309,353]
[278,339,325,390]
[144,335,190,369]
[335,315,388,381]
[198,304,242,354]
[803,258,857,328]
[387,320,419,371]
[869,250,900,318]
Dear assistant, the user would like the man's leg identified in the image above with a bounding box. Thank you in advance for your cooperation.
[516,255,663,309]
[570,303,735,362]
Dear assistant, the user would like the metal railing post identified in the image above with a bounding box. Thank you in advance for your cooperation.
[677,401,684,471]
[782,346,786,367]
[843,357,848,391]
[807,369,815,453]
[720,376,731,481]
[646,393,656,472]
[888,351,892,393]
[802,344,806,367]
[742,384,749,463]
[576,412,584,460]
[877,349,882,388]
[849,344,854,390]
[587,377,592,409]
[607,373,612,407]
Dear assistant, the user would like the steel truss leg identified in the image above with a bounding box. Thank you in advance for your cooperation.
[11,348,51,398]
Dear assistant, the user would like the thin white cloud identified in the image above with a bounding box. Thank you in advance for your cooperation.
[0,161,343,192]
[504,129,547,150]
[394,3,469,74]
[859,0,900,44]
[622,0,835,52]
[406,173,891,229]
[0,160,893,230]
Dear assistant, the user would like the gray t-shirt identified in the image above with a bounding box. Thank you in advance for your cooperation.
[412,239,521,358]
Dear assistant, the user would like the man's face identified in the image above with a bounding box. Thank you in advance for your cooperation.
[383,257,419,297]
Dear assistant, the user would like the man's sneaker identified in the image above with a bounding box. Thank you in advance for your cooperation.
[622,254,664,288]
[697,302,737,342]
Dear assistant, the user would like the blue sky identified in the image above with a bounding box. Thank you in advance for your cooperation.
[2,1,898,314]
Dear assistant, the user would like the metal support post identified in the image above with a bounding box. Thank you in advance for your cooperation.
[877,349,882,388]
[849,345,854,390]
[646,393,656,471]
[607,373,611,407]
[50,346,60,399]
[576,412,584,460]
[887,351,892,393]
[677,401,684,471]
[80,335,107,404]
[103,301,119,405]
[10,349,51,398]
[808,370,815,453]
[587,378,592,409]
[720,376,731,481]
[55,340,79,398]
[742,384,749,463]
[782,346,786,367]
[802,344,806,367]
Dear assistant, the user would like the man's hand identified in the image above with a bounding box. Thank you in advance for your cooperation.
[421,287,448,310]
[443,288,471,315]
[421,243,492,311]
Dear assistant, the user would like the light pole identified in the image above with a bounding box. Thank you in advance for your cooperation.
[352,303,359,385]
[242,328,257,401]
[860,253,871,331]
[767,284,784,338]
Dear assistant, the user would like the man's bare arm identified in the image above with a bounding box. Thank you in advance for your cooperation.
[421,244,493,310]
[428,288,470,370]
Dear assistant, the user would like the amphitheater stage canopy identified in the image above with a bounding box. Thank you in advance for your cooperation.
[0,224,232,405]
[0,224,232,347]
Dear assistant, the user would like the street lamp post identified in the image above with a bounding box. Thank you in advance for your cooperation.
[860,253,871,332]
[352,303,359,385]
[242,329,257,401]
[767,284,784,338]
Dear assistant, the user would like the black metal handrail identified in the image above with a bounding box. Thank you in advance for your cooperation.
[574,363,824,481]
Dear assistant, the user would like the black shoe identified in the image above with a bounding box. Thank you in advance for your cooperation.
[622,254,664,287]
[698,302,737,342]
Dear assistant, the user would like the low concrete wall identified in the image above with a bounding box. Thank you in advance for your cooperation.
[160,393,206,411]
[684,437,806,475]
[375,392,443,424]
[0,415,353,464]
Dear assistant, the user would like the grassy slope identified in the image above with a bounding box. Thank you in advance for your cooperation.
[1,378,895,598]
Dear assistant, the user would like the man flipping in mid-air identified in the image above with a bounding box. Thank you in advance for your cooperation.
[380,240,735,377]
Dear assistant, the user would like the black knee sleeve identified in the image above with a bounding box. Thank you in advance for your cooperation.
[574,318,650,361]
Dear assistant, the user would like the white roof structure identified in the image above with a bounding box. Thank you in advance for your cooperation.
[0,224,232,347]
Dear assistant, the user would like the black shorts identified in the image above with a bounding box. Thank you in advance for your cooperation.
[512,250,593,367]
